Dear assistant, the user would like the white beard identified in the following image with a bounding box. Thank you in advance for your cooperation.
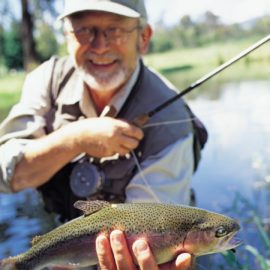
[78,65,128,93]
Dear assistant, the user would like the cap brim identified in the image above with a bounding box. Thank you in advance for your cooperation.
[58,2,140,20]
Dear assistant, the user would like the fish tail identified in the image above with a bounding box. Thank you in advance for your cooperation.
[0,257,18,270]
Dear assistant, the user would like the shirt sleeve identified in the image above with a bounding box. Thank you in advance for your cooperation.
[125,133,194,205]
[0,59,54,193]
[0,139,30,193]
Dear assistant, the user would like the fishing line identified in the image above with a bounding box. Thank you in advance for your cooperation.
[142,117,197,128]
[131,150,161,203]
[131,117,196,204]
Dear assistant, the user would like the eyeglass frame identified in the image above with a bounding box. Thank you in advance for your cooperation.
[66,24,142,45]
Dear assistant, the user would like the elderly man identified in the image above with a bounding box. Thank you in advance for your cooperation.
[0,0,208,269]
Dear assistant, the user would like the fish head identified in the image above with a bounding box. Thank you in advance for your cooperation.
[182,210,242,256]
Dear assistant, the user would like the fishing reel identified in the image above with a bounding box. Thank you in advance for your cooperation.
[69,158,109,198]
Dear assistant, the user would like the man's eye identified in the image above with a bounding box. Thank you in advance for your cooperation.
[76,28,88,34]
[107,28,121,36]
[73,27,92,35]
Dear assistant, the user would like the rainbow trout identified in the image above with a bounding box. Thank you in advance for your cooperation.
[0,200,241,270]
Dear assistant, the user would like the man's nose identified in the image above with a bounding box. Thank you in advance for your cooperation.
[90,30,109,53]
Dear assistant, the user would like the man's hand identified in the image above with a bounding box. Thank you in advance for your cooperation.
[96,230,192,270]
[70,117,144,157]
[10,117,143,192]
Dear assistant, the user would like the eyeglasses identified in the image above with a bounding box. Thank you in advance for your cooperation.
[68,25,141,45]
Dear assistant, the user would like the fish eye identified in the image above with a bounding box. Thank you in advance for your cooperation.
[215,226,228,238]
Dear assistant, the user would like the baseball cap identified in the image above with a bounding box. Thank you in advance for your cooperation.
[58,0,147,20]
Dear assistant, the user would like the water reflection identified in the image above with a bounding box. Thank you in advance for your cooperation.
[0,190,57,258]
[190,81,270,211]
[0,80,270,268]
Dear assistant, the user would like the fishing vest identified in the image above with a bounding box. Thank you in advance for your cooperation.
[38,56,207,221]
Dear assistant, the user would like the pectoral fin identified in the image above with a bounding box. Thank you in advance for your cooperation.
[73,200,110,216]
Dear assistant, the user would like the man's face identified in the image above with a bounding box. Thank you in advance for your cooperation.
[65,12,151,93]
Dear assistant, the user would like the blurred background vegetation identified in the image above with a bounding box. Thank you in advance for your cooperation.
[0,0,270,72]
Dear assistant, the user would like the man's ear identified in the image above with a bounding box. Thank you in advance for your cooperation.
[138,24,153,54]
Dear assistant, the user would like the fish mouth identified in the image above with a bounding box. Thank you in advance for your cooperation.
[219,232,243,251]
[227,236,243,249]
[192,232,243,257]
[228,222,243,249]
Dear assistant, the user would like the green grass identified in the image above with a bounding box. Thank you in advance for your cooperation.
[217,193,270,270]
[0,72,25,93]
[0,72,25,121]
[144,37,270,91]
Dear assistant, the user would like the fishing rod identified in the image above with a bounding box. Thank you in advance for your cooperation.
[133,34,270,126]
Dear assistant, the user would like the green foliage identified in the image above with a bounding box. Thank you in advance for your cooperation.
[245,246,270,270]
[150,13,270,53]
[3,22,23,70]
[219,193,270,270]
[220,251,244,270]
[57,41,68,57]
[150,28,174,53]
[0,0,59,70]
[36,23,59,61]
[0,26,4,64]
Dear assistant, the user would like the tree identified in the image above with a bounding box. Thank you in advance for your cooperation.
[180,15,194,28]
[176,15,200,47]
[21,0,38,70]
[3,22,23,69]
[0,25,4,65]
[36,22,58,61]
[1,0,60,71]
[0,1,8,66]
[203,11,220,29]
[151,27,174,53]
[252,15,270,36]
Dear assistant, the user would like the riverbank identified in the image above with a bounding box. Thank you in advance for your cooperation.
[144,37,270,98]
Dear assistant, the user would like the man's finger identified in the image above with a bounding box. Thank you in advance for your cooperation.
[174,253,192,270]
[119,136,140,150]
[96,234,116,270]
[110,230,137,270]
[132,239,158,270]
[119,122,144,140]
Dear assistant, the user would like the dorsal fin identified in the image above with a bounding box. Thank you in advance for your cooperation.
[74,200,111,216]
[31,235,43,246]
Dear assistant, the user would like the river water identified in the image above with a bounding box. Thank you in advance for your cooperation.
[190,80,270,269]
[0,80,270,269]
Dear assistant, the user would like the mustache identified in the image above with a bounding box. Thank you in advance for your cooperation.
[84,52,119,62]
